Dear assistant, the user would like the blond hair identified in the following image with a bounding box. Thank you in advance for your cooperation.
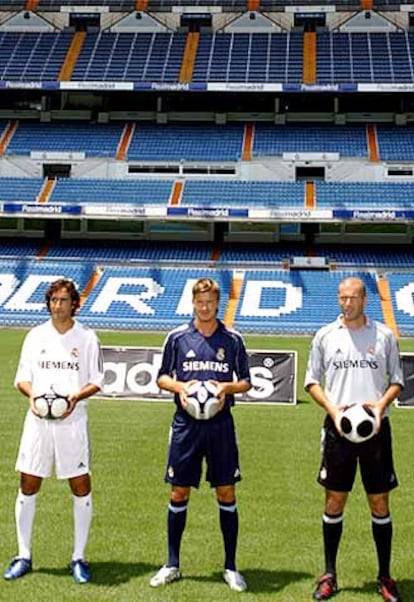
[192,277,220,301]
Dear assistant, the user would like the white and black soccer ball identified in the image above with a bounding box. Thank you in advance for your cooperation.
[185,380,220,420]
[340,404,377,444]
[34,391,70,420]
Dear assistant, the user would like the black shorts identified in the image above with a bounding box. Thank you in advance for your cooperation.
[165,410,241,488]
[317,415,398,494]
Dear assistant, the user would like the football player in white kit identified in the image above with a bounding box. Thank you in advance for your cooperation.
[305,277,404,602]
[4,278,104,584]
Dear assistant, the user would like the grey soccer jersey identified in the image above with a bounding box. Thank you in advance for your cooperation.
[304,316,404,410]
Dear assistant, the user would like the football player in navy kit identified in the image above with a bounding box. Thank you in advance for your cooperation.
[305,277,404,602]
[150,277,251,592]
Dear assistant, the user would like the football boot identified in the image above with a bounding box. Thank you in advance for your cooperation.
[313,573,338,600]
[223,569,247,592]
[71,559,91,584]
[377,576,401,602]
[4,557,32,580]
[150,565,181,587]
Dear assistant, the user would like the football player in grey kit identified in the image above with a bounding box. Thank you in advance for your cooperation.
[305,277,404,602]
[150,277,251,592]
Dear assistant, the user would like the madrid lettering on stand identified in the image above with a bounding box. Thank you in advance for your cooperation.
[0,274,306,318]
[0,273,412,340]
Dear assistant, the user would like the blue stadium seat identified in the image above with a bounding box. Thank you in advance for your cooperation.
[128,122,245,162]
[7,121,124,158]
[50,179,174,205]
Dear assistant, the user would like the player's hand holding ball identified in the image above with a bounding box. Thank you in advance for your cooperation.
[32,390,70,420]
[339,403,379,444]
[183,380,221,420]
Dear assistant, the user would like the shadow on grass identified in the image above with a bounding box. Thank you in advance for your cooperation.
[36,561,154,586]
[340,578,414,599]
[188,568,312,594]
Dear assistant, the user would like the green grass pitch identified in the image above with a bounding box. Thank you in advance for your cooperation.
[0,329,413,602]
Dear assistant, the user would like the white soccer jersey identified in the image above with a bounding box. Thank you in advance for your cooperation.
[304,315,404,411]
[15,319,104,413]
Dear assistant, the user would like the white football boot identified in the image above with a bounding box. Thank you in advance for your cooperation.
[150,565,181,587]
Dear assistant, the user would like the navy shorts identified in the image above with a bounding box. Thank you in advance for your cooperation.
[164,410,241,488]
[317,415,398,494]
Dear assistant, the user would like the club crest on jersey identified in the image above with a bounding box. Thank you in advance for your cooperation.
[216,348,225,361]
[71,348,80,358]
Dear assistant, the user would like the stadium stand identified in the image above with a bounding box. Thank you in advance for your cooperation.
[0,1,412,340]
[180,181,306,208]
[70,32,188,83]
[376,125,414,161]
[6,121,125,158]
[36,1,136,8]
[49,178,175,205]
[0,177,44,201]
[1,239,413,270]
[4,119,414,168]
[2,120,376,161]
[315,182,414,210]
[4,120,414,164]
[1,177,409,213]
[0,238,412,336]
[387,272,414,336]
[127,122,245,162]
[0,258,96,326]
[2,28,414,86]
[233,269,385,333]
[191,32,303,84]
[252,124,368,158]
[316,32,414,84]
[1,256,411,335]
[0,32,73,81]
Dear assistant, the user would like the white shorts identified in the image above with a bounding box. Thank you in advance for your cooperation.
[16,407,91,480]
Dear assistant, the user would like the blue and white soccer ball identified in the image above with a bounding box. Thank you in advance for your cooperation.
[185,380,220,420]
[340,403,377,444]
[34,391,70,420]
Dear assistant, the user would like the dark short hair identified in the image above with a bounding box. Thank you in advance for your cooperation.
[45,278,80,316]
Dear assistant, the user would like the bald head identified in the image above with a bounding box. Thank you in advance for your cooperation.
[337,277,367,327]
[338,277,366,298]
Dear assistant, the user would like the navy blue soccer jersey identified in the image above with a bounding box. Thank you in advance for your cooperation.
[158,319,251,410]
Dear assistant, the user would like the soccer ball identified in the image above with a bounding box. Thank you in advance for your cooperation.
[340,404,377,444]
[34,391,70,419]
[185,380,220,420]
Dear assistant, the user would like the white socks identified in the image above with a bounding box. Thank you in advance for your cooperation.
[72,493,93,561]
[15,490,37,559]
[14,489,93,562]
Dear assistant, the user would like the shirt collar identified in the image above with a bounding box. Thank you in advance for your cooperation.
[190,318,223,333]
[336,314,372,329]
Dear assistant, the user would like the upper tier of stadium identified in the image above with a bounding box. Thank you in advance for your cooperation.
[1,30,414,87]
[1,4,414,91]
